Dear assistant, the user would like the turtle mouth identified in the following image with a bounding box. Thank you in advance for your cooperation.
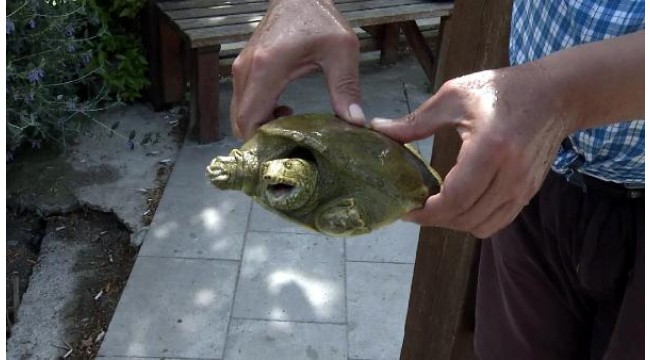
[265,178,300,201]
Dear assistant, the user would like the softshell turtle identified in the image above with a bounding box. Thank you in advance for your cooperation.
[206,114,442,237]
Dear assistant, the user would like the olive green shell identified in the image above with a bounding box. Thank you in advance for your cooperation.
[241,114,442,232]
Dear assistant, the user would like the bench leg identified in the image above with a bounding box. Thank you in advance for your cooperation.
[160,19,186,105]
[400,20,437,84]
[143,1,166,110]
[434,15,452,90]
[190,46,221,144]
[379,23,400,65]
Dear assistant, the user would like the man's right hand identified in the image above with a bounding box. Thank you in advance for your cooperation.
[230,0,366,139]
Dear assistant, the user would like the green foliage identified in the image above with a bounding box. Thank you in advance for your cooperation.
[6,0,106,153]
[6,0,150,155]
[87,0,150,102]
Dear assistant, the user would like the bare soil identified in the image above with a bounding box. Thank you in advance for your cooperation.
[6,207,138,359]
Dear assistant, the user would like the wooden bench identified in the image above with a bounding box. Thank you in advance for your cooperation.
[149,0,454,143]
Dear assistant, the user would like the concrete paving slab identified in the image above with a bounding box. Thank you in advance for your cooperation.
[346,221,420,263]
[138,178,252,260]
[163,137,242,185]
[347,262,415,360]
[138,139,252,260]
[233,232,346,323]
[248,203,314,234]
[99,257,238,359]
[224,319,347,360]
[415,136,435,165]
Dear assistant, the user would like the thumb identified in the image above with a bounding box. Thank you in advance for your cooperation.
[370,96,449,143]
[321,48,365,126]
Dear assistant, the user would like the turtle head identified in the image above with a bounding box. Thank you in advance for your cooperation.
[261,158,318,211]
[207,149,259,194]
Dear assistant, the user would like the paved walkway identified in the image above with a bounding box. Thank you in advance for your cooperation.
[98,55,434,360]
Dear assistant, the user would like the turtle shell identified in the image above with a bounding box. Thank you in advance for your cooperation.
[243,114,441,213]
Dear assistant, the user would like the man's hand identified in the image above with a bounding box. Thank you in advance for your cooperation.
[230,0,365,139]
[371,30,643,238]
[372,65,572,238]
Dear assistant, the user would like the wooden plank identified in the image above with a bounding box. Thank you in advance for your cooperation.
[217,26,440,77]
[144,0,166,110]
[379,23,400,65]
[172,0,414,31]
[159,0,266,11]
[399,0,513,359]
[165,0,436,21]
[176,12,264,31]
[400,20,436,83]
[190,46,221,143]
[159,0,370,11]
[433,15,451,91]
[185,3,452,47]
[159,18,186,103]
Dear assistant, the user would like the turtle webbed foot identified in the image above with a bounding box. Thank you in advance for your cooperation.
[316,198,371,237]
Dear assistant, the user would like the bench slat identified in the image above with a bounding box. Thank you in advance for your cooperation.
[159,0,265,12]
[165,0,435,20]
[172,0,391,30]
[185,3,451,47]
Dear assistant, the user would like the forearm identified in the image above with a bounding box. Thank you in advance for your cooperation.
[536,30,644,132]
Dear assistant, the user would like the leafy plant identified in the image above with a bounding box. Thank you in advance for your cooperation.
[6,0,151,155]
[6,0,109,153]
[87,0,149,102]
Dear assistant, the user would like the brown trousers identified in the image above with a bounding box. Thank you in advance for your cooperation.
[475,172,644,360]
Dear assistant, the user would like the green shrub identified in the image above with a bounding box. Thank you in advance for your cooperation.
[87,0,149,101]
[6,0,149,156]
[6,0,105,153]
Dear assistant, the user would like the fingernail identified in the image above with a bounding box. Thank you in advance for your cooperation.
[369,117,393,127]
[348,103,366,124]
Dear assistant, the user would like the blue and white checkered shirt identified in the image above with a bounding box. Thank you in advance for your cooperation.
[510,0,645,186]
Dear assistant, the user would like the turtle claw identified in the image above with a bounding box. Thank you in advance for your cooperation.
[206,156,236,189]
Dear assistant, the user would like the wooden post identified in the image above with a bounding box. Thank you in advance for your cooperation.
[400,1,513,360]
[143,0,165,110]
[379,23,400,65]
[160,19,186,104]
[400,20,437,84]
[190,46,221,143]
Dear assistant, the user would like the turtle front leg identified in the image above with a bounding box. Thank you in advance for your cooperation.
[315,198,371,237]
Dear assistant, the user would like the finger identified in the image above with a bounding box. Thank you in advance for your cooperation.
[320,35,364,125]
[446,165,526,231]
[470,200,523,239]
[404,138,500,226]
[369,94,454,143]
[230,50,253,138]
[273,105,294,118]
[235,54,289,139]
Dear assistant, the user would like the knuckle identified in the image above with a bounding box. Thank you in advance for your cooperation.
[334,75,360,96]
[251,49,274,68]
[334,31,359,49]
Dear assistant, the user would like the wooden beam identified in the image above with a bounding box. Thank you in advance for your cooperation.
[190,46,221,143]
[400,20,436,83]
[160,18,187,104]
[400,1,513,359]
[379,23,400,65]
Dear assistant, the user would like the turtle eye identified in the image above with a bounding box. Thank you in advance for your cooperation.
[284,162,292,169]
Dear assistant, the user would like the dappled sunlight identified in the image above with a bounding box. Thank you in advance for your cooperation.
[240,244,270,277]
[269,307,289,321]
[210,237,232,252]
[199,207,222,230]
[195,289,217,307]
[153,221,179,239]
[201,15,263,26]
[267,269,339,318]
[126,316,151,356]
[269,318,293,332]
